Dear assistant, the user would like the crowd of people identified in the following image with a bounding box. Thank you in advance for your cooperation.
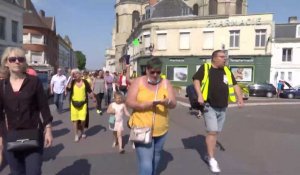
[0,47,245,175]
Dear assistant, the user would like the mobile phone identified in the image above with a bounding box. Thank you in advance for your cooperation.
[153,100,161,105]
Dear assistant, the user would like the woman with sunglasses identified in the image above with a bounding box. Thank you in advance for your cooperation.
[126,58,176,175]
[0,47,53,175]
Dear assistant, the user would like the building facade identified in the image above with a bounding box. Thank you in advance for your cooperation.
[58,35,76,72]
[0,0,23,56]
[270,17,300,87]
[105,27,116,72]
[114,0,273,86]
[22,0,58,73]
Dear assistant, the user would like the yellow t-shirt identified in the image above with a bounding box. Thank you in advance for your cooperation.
[129,80,169,137]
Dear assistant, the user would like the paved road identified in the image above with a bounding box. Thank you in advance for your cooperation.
[1,97,300,175]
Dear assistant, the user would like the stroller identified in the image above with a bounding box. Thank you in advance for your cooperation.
[185,84,204,118]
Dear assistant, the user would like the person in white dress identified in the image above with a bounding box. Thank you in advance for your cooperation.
[107,92,130,153]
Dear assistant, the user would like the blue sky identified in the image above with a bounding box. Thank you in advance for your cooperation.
[32,0,300,69]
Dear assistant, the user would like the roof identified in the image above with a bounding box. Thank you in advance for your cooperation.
[152,0,192,18]
[275,23,299,39]
[21,0,55,31]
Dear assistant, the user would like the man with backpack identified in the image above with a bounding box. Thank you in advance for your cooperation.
[193,50,244,173]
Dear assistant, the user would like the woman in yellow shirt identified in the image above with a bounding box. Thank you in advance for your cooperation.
[126,58,176,175]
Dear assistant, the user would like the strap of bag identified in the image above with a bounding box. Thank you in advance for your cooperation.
[151,83,159,130]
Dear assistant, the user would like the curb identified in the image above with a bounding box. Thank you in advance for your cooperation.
[177,101,300,108]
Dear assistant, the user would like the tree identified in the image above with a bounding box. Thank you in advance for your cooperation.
[75,51,86,70]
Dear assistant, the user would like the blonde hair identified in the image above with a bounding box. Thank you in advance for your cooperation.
[1,47,28,73]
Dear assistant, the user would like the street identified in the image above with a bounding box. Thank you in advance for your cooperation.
[1,97,300,175]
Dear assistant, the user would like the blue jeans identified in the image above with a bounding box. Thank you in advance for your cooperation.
[106,88,113,105]
[53,93,64,112]
[5,146,43,175]
[135,133,168,175]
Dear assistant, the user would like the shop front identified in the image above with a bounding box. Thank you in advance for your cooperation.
[137,55,271,87]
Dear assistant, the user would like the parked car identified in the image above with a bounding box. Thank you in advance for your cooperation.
[279,83,300,99]
[238,83,249,100]
[248,83,277,98]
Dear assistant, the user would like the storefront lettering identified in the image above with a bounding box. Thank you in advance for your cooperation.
[207,18,262,28]
[169,58,184,62]
[230,58,254,63]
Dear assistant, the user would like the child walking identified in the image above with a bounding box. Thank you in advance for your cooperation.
[107,92,130,153]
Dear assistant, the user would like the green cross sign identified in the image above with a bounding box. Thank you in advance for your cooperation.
[132,38,139,46]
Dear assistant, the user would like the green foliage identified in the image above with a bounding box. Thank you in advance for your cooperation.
[75,51,86,70]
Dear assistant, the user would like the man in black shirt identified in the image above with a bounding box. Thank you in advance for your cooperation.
[193,50,244,173]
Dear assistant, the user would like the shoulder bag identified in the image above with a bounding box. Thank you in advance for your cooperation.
[129,83,159,144]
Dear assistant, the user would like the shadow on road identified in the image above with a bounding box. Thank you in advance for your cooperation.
[182,135,208,164]
[56,159,91,175]
[52,120,63,127]
[157,150,174,175]
[85,125,107,137]
[52,128,70,138]
[43,143,64,161]
[182,135,226,164]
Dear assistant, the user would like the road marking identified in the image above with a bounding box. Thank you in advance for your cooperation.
[177,101,300,108]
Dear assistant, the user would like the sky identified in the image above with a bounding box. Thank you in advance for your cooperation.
[31,0,300,70]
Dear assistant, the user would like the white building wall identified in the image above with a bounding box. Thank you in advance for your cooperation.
[270,42,300,87]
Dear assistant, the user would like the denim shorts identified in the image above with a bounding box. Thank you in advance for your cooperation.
[203,105,227,132]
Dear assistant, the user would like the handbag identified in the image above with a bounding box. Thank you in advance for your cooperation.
[71,100,86,108]
[129,84,159,144]
[108,115,116,130]
[6,129,41,152]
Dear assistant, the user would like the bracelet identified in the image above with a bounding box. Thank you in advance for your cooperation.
[45,125,52,129]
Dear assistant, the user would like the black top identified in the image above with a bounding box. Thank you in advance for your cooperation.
[0,75,53,130]
[193,65,237,108]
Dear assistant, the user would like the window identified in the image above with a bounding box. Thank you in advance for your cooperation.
[193,4,199,15]
[236,0,243,14]
[280,72,285,80]
[146,8,151,19]
[12,21,18,42]
[0,17,5,40]
[132,11,140,29]
[31,34,43,44]
[23,34,30,43]
[209,0,218,15]
[157,33,167,50]
[179,32,190,49]
[297,25,300,38]
[166,65,188,82]
[31,52,43,64]
[288,72,292,82]
[203,31,214,49]
[255,29,266,47]
[230,30,240,48]
[116,13,119,33]
[144,34,150,48]
[282,48,292,62]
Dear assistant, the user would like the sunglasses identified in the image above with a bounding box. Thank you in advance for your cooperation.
[8,57,25,63]
[150,70,161,75]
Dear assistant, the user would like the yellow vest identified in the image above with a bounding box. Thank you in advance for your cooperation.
[201,63,236,102]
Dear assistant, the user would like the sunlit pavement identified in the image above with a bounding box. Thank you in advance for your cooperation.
[1,98,300,175]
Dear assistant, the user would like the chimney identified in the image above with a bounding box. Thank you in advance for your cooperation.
[288,16,298,23]
[149,0,157,6]
[39,10,45,17]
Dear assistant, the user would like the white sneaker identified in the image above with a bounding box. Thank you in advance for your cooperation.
[209,158,221,173]
[74,135,79,142]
